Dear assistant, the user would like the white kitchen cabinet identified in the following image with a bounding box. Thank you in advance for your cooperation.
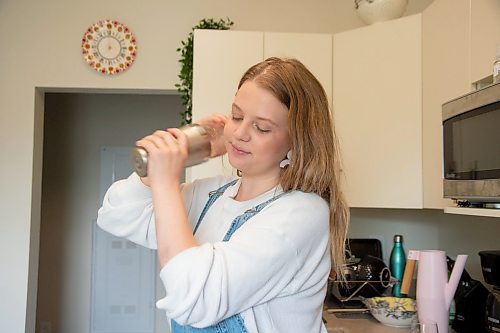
[333,15,426,208]
[264,32,333,106]
[421,0,470,209]
[334,0,500,210]
[469,0,500,83]
[192,24,442,209]
[190,30,264,181]
[422,0,500,216]
[190,29,333,181]
[191,5,498,212]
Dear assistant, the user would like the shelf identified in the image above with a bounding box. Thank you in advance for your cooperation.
[443,207,500,218]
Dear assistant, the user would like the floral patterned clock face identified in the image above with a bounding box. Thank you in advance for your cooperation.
[81,20,137,75]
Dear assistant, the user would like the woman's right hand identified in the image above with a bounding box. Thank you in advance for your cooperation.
[135,128,189,189]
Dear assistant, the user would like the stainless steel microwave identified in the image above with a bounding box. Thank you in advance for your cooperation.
[442,82,500,208]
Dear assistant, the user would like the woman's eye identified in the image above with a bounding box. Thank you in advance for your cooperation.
[254,124,270,133]
[231,116,243,121]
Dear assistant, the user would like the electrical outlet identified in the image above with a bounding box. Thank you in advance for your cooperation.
[40,321,52,333]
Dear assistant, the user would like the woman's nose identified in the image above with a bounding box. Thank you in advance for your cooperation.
[233,121,251,142]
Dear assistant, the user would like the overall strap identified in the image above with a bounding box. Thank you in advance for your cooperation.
[222,191,287,241]
[172,187,286,333]
[193,179,238,235]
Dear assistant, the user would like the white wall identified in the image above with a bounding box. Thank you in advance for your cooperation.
[348,208,500,282]
[0,0,435,332]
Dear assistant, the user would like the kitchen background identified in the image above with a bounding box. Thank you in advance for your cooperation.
[1,0,499,333]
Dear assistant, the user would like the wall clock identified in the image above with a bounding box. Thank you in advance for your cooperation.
[81,19,137,75]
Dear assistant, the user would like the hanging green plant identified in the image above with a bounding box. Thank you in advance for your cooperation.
[175,18,234,125]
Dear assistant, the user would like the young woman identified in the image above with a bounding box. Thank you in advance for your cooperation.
[97,57,349,333]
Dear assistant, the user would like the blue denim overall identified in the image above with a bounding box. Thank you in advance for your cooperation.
[171,180,285,333]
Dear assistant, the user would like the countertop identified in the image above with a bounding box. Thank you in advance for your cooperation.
[323,294,410,333]
[323,294,406,333]
[323,311,458,333]
[323,305,458,333]
[323,310,409,333]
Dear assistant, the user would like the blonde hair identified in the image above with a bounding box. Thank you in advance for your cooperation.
[238,57,350,280]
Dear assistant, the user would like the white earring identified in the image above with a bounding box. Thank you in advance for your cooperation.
[280,150,292,168]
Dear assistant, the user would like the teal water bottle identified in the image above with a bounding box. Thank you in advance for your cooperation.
[390,235,406,297]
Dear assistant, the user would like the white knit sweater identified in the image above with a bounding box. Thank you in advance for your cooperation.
[97,173,331,333]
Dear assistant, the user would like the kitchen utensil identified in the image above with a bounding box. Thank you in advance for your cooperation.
[410,319,439,333]
[416,250,467,333]
[444,255,488,333]
[347,238,383,259]
[331,254,392,301]
[478,250,500,333]
[400,250,419,295]
[361,296,417,328]
[389,234,406,296]
[131,123,223,177]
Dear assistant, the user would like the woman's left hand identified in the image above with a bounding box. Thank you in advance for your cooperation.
[197,113,227,157]
[135,128,188,188]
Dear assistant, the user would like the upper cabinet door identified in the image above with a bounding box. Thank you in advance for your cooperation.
[191,30,263,181]
[470,0,500,83]
[193,29,264,120]
[333,15,423,208]
[264,32,333,107]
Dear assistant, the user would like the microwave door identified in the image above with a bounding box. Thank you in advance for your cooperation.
[443,101,500,181]
[442,85,500,205]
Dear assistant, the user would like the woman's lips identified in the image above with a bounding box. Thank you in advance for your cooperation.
[231,144,250,155]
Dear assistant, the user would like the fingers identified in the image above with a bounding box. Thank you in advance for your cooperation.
[197,113,227,128]
[168,128,188,148]
[135,129,188,183]
[135,129,187,154]
[211,113,227,125]
[135,131,163,153]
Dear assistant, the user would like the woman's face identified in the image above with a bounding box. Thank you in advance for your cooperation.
[224,80,290,179]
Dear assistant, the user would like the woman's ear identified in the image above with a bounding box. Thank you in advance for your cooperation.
[280,150,292,169]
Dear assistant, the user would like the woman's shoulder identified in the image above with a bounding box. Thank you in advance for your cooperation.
[280,190,329,211]
[261,190,329,229]
[254,190,330,251]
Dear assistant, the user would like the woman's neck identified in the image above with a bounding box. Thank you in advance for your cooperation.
[234,174,280,201]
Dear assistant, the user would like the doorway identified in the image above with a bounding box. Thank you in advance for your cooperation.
[36,92,182,333]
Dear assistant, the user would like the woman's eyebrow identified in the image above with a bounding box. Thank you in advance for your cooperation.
[255,117,278,127]
[232,103,243,112]
[232,103,278,127]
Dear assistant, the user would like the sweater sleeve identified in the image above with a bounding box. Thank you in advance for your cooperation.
[96,172,159,249]
[96,173,232,249]
[155,192,330,328]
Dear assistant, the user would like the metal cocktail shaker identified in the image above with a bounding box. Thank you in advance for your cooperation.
[130,123,223,177]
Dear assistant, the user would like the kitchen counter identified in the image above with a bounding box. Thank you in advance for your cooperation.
[323,310,458,333]
[323,310,407,333]
[323,294,407,333]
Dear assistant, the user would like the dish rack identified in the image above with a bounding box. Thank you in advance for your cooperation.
[329,274,396,302]
[328,243,396,303]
